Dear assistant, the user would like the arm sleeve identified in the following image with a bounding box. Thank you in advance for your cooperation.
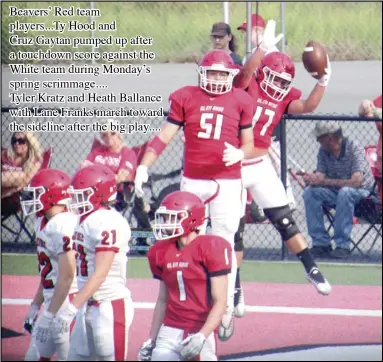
[285,88,302,114]
[167,90,185,126]
[202,237,232,277]
[86,149,97,162]
[147,245,163,280]
[119,148,137,176]
[239,93,255,130]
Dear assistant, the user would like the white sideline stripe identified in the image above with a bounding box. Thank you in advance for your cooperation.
[2,298,381,317]
[4,253,382,268]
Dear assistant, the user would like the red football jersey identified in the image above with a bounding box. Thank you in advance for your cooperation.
[245,77,302,149]
[86,145,137,177]
[148,235,232,333]
[167,86,254,179]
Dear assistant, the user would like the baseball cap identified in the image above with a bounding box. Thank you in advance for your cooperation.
[211,22,232,37]
[311,121,342,139]
[237,13,266,31]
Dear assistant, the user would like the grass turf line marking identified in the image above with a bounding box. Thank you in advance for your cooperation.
[2,298,381,317]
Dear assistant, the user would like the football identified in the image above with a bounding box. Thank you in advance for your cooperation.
[302,40,328,80]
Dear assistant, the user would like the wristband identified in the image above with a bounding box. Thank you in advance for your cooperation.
[146,136,167,156]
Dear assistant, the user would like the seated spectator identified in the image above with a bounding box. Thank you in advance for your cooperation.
[302,121,375,259]
[81,119,137,184]
[210,22,242,66]
[2,132,43,215]
[358,95,382,174]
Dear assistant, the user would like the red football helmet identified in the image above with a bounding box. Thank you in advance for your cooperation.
[20,169,71,217]
[258,52,295,101]
[198,50,239,95]
[153,191,206,240]
[68,164,117,216]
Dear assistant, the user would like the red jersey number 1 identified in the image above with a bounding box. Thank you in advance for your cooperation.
[176,270,187,301]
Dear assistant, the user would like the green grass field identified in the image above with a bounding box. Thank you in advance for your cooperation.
[2,2,382,63]
[2,253,382,286]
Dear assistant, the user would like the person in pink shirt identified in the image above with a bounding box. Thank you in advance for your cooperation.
[359,95,382,173]
[81,120,137,184]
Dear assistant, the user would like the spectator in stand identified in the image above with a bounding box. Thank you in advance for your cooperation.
[303,121,375,259]
[359,95,382,174]
[237,13,278,65]
[80,119,137,184]
[210,22,243,66]
[2,132,43,215]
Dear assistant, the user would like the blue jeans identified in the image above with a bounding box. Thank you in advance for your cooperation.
[303,186,371,249]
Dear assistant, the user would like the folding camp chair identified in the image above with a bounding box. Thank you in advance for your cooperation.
[350,145,382,255]
[295,145,381,257]
[1,146,54,244]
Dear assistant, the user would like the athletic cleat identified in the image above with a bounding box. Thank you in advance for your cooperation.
[218,311,234,342]
[234,288,245,318]
[306,267,332,295]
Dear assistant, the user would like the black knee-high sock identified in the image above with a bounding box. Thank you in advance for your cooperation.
[297,248,317,273]
[235,268,241,289]
[234,268,241,307]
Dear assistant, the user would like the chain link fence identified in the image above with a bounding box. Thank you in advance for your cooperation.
[2,2,382,64]
[2,109,381,263]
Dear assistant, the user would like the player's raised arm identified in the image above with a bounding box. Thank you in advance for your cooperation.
[287,55,331,114]
[234,20,284,89]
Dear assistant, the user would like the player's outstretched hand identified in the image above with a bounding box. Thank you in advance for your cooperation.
[223,142,244,167]
[318,55,331,87]
[180,332,206,360]
[138,339,156,361]
[23,303,41,334]
[135,165,149,198]
[259,19,284,52]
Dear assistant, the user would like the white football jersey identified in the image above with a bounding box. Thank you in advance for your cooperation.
[35,212,79,305]
[73,207,131,302]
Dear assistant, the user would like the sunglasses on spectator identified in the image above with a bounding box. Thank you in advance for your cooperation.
[11,138,27,145]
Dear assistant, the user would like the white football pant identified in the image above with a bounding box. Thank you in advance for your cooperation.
[68,297,134,361]
[152,325,217,361]
[180,177,242,312]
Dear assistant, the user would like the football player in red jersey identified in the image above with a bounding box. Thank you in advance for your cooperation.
[135,49,258,340]
[137,191,232,361]
[233,20,332,296]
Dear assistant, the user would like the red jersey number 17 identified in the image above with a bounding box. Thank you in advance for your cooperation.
[252,106,275,136]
